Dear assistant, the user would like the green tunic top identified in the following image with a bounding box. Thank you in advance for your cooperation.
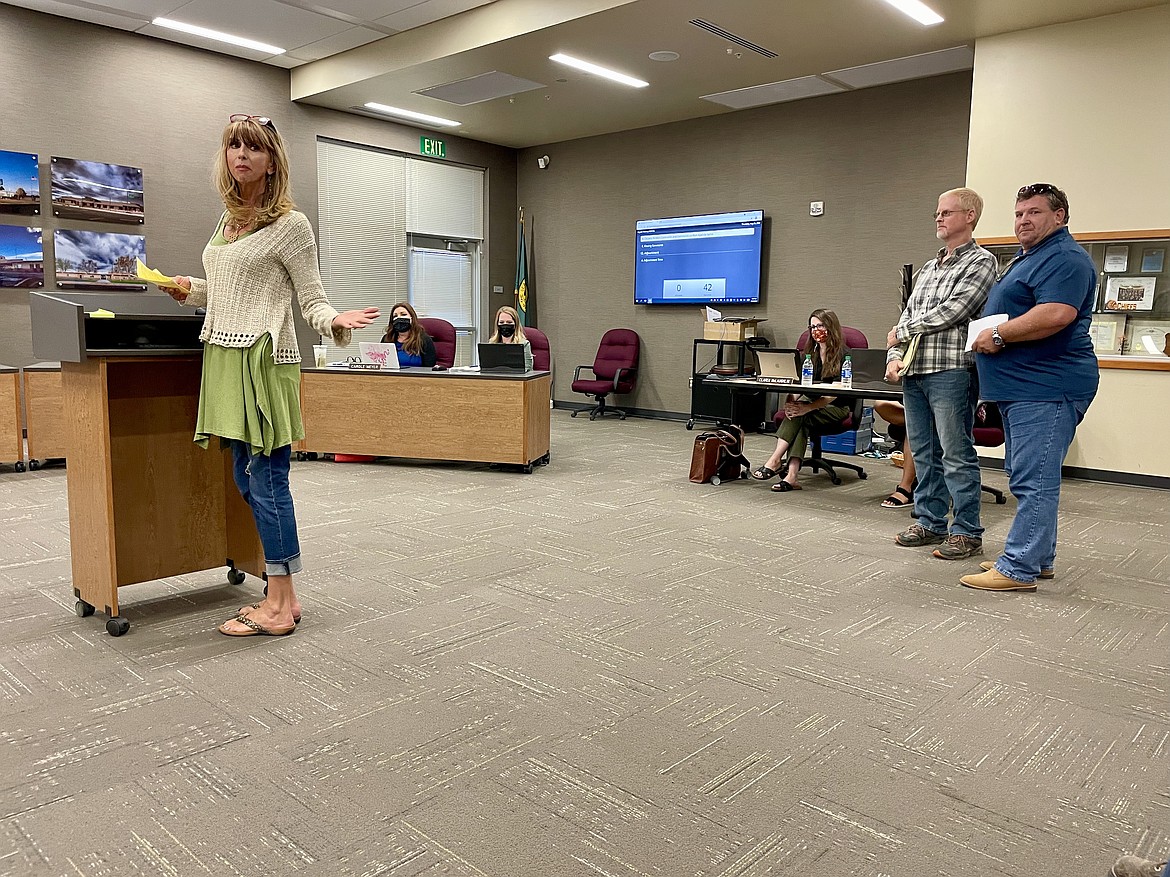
[193,220,304,455]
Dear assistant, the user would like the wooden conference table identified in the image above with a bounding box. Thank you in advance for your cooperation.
[297,366,552,472]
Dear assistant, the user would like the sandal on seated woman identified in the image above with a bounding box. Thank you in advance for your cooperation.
[750,465,778,481]
[881,484,913,508]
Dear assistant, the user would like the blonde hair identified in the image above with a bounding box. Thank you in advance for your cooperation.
[489,306,527,344]
[213,117,295,229]
[940,187,984,228]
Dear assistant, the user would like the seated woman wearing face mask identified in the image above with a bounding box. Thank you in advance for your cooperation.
[380,302,436,367]
[487,306,533,371]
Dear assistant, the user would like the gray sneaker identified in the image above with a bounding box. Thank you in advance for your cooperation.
[933,534,983,560]
[894,524,945,548]
[1111,854,1166,877]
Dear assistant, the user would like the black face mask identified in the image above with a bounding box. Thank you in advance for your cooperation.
[392,317,412,334]
[497,323,516,338]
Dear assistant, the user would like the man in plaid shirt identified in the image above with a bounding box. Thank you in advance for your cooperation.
[886,187,997,559]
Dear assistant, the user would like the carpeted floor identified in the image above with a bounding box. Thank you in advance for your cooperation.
[1,411,1167,876]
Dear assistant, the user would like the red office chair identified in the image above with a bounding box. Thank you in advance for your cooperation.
[525,327,551,371]
[417,317,456,368]
[772,326,869,484]
[571,329,640,420]
[973,401,1007,504]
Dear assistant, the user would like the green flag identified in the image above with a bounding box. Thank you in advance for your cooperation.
[514,214,530,326]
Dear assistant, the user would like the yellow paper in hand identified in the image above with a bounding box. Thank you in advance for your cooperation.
[136,257,179,288]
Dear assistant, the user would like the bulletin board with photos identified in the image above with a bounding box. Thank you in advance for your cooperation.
[985,232,1169,359]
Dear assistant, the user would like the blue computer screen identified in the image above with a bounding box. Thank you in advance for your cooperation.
[634,210,764,305]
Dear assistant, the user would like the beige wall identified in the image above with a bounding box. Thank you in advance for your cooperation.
[967,5,1170,237]
[967,6,1170,482]
[0,5,517,368]
[518,73,973,413]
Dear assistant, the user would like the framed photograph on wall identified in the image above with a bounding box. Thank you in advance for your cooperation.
[51,157,143,224]
[1103,276,1156,311]
[1127,319,1170,357]
[1088,313,1126,354]
[0,225,43,288]
[0,149,40,216]
[53,229,146,290]
[1140,248,1165,273]
[1103,245,1128,272]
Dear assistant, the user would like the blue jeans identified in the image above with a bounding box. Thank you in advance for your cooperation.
[230,441,302,577]
[903,368,982,538]
[995,398,1091,582]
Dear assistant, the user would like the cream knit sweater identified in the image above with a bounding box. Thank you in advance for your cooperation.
[183,210,349,362]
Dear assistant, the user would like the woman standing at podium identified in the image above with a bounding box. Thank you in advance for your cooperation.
[165,114,379,637]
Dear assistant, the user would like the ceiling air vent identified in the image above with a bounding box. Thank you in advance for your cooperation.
[689,19,778,58]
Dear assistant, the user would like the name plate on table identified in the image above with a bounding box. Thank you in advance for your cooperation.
[347,362,384,371]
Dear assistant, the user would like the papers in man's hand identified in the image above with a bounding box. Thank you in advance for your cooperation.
[965,314,1008,350]
[135,258,180,288]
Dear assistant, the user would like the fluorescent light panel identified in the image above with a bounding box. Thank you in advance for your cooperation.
[363,102,461,127]
[876,0,944,26]
[549,53,648,88]
[152,17,285,55]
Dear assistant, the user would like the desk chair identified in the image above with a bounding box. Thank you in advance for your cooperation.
[418,317,457,368]
[525,327,551,372]
[571,328,640,420]
[772,327,869,484]
[973,401,1008,504]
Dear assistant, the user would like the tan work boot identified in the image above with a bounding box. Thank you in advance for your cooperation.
[959,569,1036,592]
[980,560,1054,579]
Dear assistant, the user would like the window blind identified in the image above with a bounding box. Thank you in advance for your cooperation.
[407,160,484,240]
[316,140,408,355]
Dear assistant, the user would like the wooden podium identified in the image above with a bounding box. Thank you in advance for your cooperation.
[31,292,264,636]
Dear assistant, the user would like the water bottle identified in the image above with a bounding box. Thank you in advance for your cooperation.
[842,355,853,389]
[801,354,814,386]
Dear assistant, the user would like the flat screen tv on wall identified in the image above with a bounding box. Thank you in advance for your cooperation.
[634,209,764,305]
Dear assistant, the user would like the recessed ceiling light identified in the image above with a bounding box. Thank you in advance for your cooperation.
[362,102,461,127]
[549,53,648,88]
[876,0,944,26]
[152,17,285,54]
[648,51,679,62]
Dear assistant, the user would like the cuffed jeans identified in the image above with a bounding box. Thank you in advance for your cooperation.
[903,367,982,538]
[994,398,1091,583]
[230,441,303,577]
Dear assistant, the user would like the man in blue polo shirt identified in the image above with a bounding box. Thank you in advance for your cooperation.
[961,183,1098,592]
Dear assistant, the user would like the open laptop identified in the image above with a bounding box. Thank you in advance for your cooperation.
[478,342,526,372]
[847,348,892,384]
[752,348,800,384]
[358,341,400,369]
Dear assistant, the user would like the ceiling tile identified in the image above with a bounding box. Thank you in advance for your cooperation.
[701,76,846,110]
[275,0,420,22]
[416,71,545,105]
[285,25,387,61]
[166,0,353,48]
[824,45,975,89]
[375,0,496,32]
[0,0,146,30]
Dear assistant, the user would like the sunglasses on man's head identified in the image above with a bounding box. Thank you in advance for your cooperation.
[1017,182,1067,206]
[229,114,277,132]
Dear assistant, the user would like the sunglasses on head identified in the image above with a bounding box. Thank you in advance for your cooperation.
[1017,182,1067,210]
[229,114,277,132]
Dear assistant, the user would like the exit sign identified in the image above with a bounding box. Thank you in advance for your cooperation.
[420,136,446,158]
